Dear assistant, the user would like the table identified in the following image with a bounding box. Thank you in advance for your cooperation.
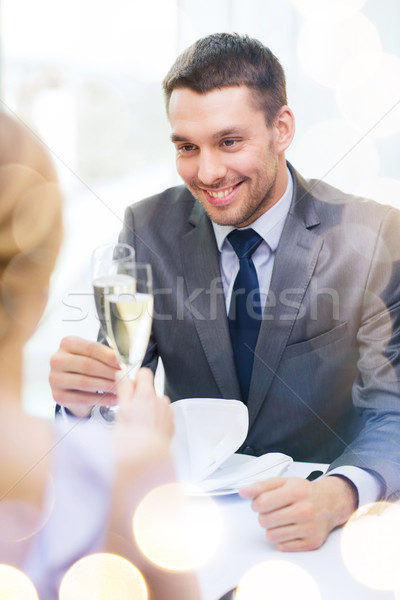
[196,462,393,600]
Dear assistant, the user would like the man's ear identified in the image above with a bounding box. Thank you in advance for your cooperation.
[274,106,295,154]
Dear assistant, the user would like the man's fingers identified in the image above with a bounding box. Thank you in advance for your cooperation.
[51,370,118,395]
[52,353,119,382]
[49,336,122,416]
[60,336,120,369]
[276,535,326,553]
[265,523,301,544]
[51,370,118,409]
[276,539,311,552]
[240,477,344,553]
[238,477,286,500]
[55,390,117,408]
[259,500,317,530]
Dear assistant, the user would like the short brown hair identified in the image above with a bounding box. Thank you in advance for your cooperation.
[163,32,287,125]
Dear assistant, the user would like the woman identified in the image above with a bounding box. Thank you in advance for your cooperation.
[0,112,199,599]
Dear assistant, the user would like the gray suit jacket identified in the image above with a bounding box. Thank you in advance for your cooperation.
[119,163,400,498]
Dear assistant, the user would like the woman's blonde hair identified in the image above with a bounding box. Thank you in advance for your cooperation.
[0,112,63,339]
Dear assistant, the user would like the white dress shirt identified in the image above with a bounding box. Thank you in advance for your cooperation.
[212,170,293,312]
[212,168,381,507]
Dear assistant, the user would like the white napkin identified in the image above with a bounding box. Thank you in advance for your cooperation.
[170,398,292,493]
[170,398,248,482]
[198,452,293,493]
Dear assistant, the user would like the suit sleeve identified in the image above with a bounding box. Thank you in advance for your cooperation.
[328,207,400,500]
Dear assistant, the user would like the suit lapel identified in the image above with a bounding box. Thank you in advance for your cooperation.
[247,168,324,429]
[181,201,242,400]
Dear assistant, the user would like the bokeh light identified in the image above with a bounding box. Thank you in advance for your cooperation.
[290,0,366,22]
[305,285,392,364]
[314,286,396,372]
[343,202,400,264]
[337,52,400,137]
[339,224,392,268]
[0,500,44,544]
[234,560,321,600]
[292,119,379,195]
[0,565,38,599]
[59,553,147,600]
[297,13,381,88]
[133,482,223,571]
[0,470,55,556]
[359,177,400,211]
[341,502,400,590]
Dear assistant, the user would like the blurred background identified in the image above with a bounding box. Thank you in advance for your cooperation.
[1,0,399,418]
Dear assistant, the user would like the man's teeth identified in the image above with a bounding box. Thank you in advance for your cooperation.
[208,186,234,199]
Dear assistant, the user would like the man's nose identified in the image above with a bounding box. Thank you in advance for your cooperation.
[197,150,227,185]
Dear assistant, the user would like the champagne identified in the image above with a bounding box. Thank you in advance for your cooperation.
[93,274,136,342]
[106,292,153,376]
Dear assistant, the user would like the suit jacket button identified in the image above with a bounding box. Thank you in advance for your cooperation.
[242,446,254,455]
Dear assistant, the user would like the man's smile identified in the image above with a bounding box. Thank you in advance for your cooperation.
[199,182,244,206]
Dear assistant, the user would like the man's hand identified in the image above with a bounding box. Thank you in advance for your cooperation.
[49,336,120,417]
[239,475,358,552]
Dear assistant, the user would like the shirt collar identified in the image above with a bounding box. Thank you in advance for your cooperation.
[212,167,293,252]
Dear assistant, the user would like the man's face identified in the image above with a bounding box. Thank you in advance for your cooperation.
[168,85,287,228]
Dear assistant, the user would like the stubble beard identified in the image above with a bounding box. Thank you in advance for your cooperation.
[187,163,279,228]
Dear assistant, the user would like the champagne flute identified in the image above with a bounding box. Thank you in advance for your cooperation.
[104,262,153,381]
[92,243,136,350]
[91,243,153,422]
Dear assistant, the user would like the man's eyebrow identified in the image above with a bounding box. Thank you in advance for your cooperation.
[171,133,189,143]
[171,127,245,143]
[212,127,245,139]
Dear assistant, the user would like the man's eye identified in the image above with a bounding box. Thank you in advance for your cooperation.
[178,144,196,153]
[222,139,238,148]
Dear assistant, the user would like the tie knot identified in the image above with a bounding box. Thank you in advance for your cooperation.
[227,228,263,259]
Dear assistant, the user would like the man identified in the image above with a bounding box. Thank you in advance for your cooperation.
[50,33,400,551]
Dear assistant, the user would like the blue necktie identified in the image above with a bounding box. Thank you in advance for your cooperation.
[228,228,263,402]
